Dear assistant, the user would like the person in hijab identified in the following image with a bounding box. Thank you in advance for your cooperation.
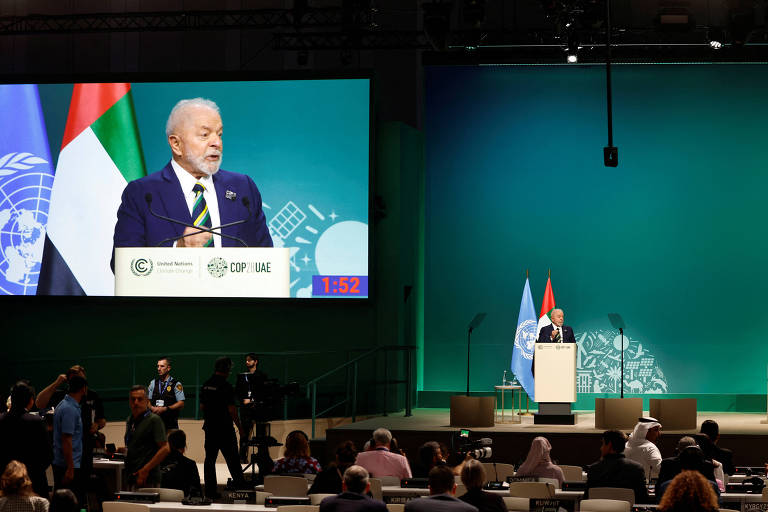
[514,436,564,486]
[624,418,662,481]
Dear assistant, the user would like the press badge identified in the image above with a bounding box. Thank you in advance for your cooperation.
[156,400,165,407]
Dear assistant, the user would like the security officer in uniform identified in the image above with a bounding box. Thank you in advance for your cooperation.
[148,357,185,431]
[235,353,267,462]
[200,357,246,498]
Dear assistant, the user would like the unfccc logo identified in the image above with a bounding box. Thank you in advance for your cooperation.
[130,258,153,277]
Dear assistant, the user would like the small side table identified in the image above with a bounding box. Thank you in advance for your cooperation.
[494,384,522,423]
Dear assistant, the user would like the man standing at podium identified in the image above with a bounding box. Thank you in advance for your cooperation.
[112,98,272,266]
[537,309,576,344]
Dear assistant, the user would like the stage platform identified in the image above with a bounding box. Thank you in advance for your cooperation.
[325,408,768,467]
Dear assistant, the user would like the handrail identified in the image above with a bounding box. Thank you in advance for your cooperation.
[305,345,416,438]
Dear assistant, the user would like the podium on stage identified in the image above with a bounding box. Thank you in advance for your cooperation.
[114,247,290,297]
[534,342,577,424]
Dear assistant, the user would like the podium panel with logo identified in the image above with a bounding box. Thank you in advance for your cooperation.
[114,247,290,297]
[534,342,577,424]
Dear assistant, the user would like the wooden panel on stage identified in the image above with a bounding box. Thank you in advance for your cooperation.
[594,398,642,430]
[649,398,697,430]
[449,395,495,427]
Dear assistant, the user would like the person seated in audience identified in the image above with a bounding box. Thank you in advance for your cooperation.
[404,465,477,512]
[412,442,444,478]
[272,430,321,474]
[49,490,78,512]
[586,430,649,504]
[656,446,720,502]
[623,417,662,481]
[458,459,505,512]
[0,382,52,498]
[0,461,49,512]
[355,428,411,480]
[514,436,565,486]
[160,430,202,497]
[695,419,735,475]
[310,441,358,495]
[657,437,718,490]
[657,471,718,512]
[318,465,387,512]
[389,437,405,457]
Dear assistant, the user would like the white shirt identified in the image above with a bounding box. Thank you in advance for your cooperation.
[551,324,563,342]
[171,159,222,248]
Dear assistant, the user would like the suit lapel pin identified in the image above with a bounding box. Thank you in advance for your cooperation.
[225,190,237,201]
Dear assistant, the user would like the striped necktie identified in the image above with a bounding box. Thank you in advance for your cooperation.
[191,182,213,247]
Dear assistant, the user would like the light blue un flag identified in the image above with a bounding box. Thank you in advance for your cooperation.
[512,278,537,401]
[0,84,55,295]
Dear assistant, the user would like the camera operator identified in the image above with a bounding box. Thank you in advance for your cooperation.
[235,353,267,462]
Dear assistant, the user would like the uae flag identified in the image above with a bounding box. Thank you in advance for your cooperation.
[537,274,556,335]
[38,83,146,295]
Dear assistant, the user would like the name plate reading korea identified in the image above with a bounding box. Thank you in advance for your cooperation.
[115,247,290,297]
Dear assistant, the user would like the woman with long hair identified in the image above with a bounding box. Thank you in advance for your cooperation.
[272,430,321,474]
[514,436,565,486]
[657,470,719,512]
[0,461,49,512]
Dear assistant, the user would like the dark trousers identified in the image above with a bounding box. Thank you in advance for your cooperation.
[53,465,85,507]
[204,427,245,497]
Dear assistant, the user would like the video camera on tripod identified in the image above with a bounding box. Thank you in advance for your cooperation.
[453,429,493,460]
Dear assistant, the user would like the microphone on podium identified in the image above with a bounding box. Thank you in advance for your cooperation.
[144,193,251,247]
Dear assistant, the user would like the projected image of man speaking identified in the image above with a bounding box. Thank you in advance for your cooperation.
[112,97,272,266]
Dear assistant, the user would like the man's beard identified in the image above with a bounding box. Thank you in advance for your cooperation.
[191,151,222,176]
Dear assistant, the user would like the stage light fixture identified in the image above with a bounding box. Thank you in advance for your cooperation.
[709,40,723,49]
[567,53,578,63]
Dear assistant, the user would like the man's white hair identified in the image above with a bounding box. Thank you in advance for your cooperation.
[372,427,392,445]
[165,98,220,137]
[551,308,564,316]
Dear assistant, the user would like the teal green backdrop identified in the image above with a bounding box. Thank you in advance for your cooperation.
[424,64,768,407]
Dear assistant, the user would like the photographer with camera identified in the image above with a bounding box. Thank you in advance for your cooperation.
[236,353,267,462]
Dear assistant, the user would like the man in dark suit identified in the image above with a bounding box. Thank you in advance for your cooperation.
[586,430,649,504]
[0,381,52,497]
[319,465,387,512]
[537,308,576,344]
[404,466,478,512]
[696,420,735,475]
[657,436,716,487]
[112,98,272,270]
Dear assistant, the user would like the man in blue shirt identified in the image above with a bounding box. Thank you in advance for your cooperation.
[148,356,185,431]
[52,375,88,504]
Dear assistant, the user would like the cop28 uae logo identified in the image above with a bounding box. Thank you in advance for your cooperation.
[130,258,153,277]
[207,257,228,278]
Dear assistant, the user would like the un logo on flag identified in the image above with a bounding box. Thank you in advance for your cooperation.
[514,319,537,360]
[0,152,54,295]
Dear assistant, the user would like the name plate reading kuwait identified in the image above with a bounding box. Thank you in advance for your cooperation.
[114,247,290,297]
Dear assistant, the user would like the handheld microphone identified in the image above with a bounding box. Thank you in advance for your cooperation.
[145,193,249,247]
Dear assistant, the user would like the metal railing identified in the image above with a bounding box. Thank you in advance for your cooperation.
[5,346,417,428]
[305,345,416,438]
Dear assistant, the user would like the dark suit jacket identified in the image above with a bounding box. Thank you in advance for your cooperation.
[319,492,388,512]
[657,455,717,489]
[161,450,202,497]
[586,453,649,504]
[112,163,272,269]
[0,412,52,497]
[695,434,735,475]
[405,494,479,512]
[537,324,576,344]
[459,488,506,512]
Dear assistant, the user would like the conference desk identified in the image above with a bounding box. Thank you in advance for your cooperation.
[147,504,271,512]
